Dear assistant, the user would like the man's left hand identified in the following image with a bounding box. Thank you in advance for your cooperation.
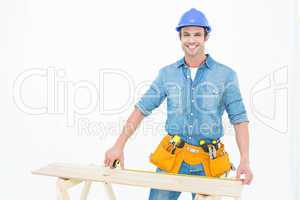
[236,161,253,185]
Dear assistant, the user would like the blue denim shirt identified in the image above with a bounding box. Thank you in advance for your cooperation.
[135,54,249,146]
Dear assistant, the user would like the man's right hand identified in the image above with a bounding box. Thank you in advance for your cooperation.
[103,108,144,169]
[104,146,124,169]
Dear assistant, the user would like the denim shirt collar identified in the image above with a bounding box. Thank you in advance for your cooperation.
[175,54,215,70]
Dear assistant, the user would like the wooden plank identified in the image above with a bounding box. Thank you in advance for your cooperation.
[33,163,243,198]
[60,179,82,189]
[195,194,221,200]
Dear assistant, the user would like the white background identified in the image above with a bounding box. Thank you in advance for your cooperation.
[1,0,299,199]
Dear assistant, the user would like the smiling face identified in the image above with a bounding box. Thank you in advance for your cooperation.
[180,26,208,58]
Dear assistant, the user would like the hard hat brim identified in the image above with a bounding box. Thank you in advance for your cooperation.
[176,25,211,33]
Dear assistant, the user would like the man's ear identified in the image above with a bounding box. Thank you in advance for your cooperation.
[204,34,209,42]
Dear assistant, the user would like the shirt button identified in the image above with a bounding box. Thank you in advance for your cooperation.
[189,125,193,128]
[188,136,192,140]
[191,100,195,103]
[187,76,190,78]
[190,113,194,116]
[192,87,195,90]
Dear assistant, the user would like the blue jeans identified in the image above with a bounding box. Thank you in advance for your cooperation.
[148,161,206,200]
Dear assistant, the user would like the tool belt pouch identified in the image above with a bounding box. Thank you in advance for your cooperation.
[149,139,176,172]
[209,152,231,177]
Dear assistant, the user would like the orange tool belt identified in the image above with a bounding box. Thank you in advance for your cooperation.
[149,134,232,177]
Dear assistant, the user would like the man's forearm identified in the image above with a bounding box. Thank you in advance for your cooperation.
[114,107,145,149]
[234,122,250,163]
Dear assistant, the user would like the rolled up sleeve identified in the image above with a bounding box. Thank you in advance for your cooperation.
[135,68,167,117]
[223,71,249,125]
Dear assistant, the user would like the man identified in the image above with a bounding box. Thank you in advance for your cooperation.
[104,8,253,199]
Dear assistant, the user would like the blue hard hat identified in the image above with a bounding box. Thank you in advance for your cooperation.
[176,8,211,33]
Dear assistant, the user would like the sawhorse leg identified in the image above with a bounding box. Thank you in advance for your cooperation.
[103,182,117,200]
[56,178,92,200]
[80,181,92,200]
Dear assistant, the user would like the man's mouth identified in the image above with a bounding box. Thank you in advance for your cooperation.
[186,44,198,50]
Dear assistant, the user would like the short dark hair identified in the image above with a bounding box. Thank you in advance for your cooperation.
[179,27,209,39]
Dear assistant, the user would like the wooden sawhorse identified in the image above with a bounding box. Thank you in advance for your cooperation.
[32,163,243,200]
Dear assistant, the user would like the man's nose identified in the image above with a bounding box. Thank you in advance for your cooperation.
[187,36,196,43]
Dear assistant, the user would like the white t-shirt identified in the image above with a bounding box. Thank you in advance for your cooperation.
[189,67,199,81]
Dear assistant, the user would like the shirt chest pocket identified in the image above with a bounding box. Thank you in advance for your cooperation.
[195,84,220,112]
[166,84,182,109]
